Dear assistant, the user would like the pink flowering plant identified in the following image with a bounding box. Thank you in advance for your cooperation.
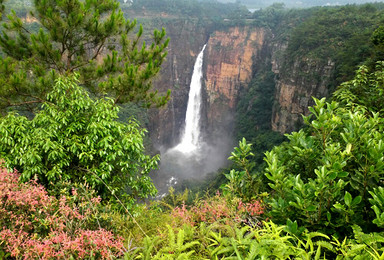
[0,165,125,259]
[171,192,264,227]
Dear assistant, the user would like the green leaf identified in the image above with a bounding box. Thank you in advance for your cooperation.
[307,205,316,212]
[329,172,337,180]
[337,172,349,178]
[352,196,362,206]
[344,192,352,207]
[345,143,352,154]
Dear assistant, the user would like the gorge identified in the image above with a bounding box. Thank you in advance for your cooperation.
[122,2,384,191]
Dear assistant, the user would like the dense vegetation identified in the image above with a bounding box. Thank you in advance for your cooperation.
[284,3,384,85]
[264,63,384,236]
[235,68,286,168]
[2,63,384,258]
[219,0,380,9]
[235,3,384,166]
[0,75,159,207]
[126,0,248,19]
[1,0,384,259]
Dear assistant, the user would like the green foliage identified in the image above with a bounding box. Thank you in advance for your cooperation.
[128,0,247,20]
[124,218,384,259]
[369,187,384,228]
[251,3,287,29]
[222,138,263,201]
[283,3,384,85]
[263,64,384,236]
[0,75,159,206]
[125,225,200,259]
[370,26,384,67]
[0,0,4,20]
[235,71,274,137]
[235,69,286,167]
[0,0,170,113]
[333,62,384,113]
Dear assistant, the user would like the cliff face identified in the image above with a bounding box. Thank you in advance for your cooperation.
[205,27,266,108]
[148,20,209,148]
[149,21,335,149]
[271,52,335,133]
[204,27,267,138]
[149,24,267,148]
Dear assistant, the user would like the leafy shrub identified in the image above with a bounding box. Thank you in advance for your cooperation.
[0,165,125,259]
[263,64,384,236]
[221,137,270,201]
[0,75,159,206]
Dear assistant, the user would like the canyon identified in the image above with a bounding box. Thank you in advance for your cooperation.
[147,20,335,151]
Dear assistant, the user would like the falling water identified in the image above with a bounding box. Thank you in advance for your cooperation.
[174,44,206,153]
[153,44,231,196]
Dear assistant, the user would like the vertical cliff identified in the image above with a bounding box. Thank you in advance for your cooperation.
[148,21,339,148]
[148,19,210,148]
[204,26,267,139]
[271,55,335,133]
[149,23,268,149]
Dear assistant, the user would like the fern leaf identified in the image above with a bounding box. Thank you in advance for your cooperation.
[179,241,200,252]
[177,228,185,248]
[315,240,334,251]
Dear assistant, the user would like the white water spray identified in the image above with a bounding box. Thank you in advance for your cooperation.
[153,44,232,195]
[174,44,206,153]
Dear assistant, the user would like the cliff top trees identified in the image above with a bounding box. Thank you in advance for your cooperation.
[0,0,170,114]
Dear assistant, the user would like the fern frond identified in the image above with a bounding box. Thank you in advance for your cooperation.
[179,241,200,252]
[315,240,334,251]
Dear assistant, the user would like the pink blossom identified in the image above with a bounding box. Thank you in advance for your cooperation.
[0,164,125,259]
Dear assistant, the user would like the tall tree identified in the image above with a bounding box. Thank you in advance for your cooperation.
[0,0,170,113]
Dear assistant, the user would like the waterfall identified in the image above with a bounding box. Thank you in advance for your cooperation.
[174,44,206,153]
[153,44,230,196]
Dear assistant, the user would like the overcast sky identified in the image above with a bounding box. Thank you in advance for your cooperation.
[216,0,384,8]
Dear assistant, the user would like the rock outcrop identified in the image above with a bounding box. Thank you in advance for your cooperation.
[271,56,335,133]
[148,20,335,148]
[204,26,267,139]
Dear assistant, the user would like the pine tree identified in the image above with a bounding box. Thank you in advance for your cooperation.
[0,0,170,113]
[0,0,4,20]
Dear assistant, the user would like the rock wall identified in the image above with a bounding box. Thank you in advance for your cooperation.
[149,20,336,149]
[204,26,267,139]
[148,19,210,148]
[149,23,267,149]
[271,54,335,133]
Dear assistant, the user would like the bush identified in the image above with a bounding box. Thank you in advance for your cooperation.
[0,164,125,259]
[171,192,264,228]
[0,75,159,206]
[263,64,384,236]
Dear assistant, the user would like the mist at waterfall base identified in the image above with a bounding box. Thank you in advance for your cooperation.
[153,139,232,196]
[151,45,233,197]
